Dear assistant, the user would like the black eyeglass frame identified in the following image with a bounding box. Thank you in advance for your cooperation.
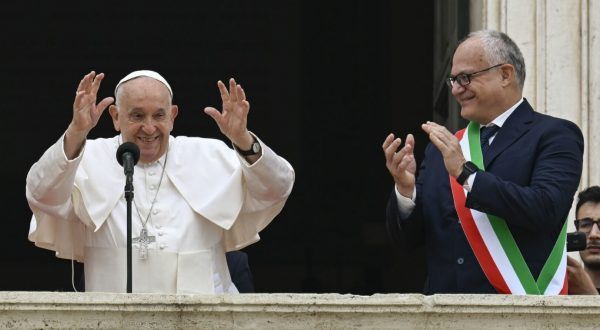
[574,217,600,233]
[446,63,506,88]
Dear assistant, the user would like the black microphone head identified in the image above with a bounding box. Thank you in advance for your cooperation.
[116,142,140,166]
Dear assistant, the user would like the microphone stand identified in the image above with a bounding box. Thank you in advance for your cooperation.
[124,169,134,293]
[117,143,139,294]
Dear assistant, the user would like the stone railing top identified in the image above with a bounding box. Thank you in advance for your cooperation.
[0,292,598,329]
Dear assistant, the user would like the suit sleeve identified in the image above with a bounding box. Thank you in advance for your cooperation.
[226,251,255,293]
[385,144,433,250]
[466,119,583,231]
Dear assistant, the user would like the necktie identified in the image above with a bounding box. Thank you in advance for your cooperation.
[480,124,500,158]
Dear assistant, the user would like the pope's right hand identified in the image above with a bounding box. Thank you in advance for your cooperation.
[64,71,114,159]
[382,133,417,198]
[67,71,114,140]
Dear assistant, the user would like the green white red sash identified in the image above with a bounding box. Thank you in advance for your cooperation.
[450,122,567,294]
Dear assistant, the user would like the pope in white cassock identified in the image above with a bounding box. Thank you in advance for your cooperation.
[25,70,295,293]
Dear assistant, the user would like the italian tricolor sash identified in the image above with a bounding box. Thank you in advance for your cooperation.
[450,122,567,294]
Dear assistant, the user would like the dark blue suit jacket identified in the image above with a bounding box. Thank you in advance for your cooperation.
[226,251,255,293]
[386,99,583,294]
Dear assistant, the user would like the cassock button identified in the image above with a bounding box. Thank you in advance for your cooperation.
[159,244,167,250]
[158,231,164,236]
[457,258,464,265]
[149,171,155,176]
[149,185,156,190]
[152,209,159,215]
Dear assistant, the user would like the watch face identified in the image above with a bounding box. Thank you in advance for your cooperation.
[252,142,260,153]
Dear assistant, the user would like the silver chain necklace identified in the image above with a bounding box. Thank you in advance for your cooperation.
[132,149,168,260]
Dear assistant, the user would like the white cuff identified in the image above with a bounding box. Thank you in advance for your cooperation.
[464,172,476,192]
[394,186,416,219]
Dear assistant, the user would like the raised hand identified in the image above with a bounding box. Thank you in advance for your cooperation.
[421,121,465,178]
[204,78,253,150]
[64,71,114,159]
[383,133,417,198]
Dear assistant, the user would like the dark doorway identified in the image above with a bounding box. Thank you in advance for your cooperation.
[1,0,434,294]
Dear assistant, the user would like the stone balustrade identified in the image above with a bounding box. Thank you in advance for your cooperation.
[0,292,597,329]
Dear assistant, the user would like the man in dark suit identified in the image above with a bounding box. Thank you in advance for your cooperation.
[382,30,583,294]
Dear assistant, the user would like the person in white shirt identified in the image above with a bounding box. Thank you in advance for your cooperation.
[26,70,295,294]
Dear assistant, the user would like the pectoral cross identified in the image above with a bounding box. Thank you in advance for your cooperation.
[132,228,156,260]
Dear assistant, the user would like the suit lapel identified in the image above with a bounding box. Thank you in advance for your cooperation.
[484,99,535,168]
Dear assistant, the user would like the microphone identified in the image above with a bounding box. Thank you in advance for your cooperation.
[116,142,140,176]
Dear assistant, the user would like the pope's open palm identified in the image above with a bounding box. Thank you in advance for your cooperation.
[204,78,252,147]
[71,71,113,137]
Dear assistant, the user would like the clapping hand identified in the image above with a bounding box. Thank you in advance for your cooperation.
[382,133,417,198]
[421,121,465,178]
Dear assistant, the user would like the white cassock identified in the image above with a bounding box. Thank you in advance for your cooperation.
[26,134,294,294]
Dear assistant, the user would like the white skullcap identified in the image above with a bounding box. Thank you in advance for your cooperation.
[114,70,173,98]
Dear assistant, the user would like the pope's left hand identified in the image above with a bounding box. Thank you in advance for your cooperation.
[204,78,254,149]
[421,121,465,178]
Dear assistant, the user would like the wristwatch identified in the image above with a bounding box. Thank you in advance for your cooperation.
[456,161,479,185]
[235,138,261,156]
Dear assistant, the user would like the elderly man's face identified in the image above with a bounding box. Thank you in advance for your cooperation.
[109,77,178,164]
[450,38,505,125]
[578,202,600,269]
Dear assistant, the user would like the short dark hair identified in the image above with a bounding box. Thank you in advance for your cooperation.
[576,186,600,215]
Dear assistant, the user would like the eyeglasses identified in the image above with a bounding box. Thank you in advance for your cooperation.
[446,63,505,88]
[575,217,600,233]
